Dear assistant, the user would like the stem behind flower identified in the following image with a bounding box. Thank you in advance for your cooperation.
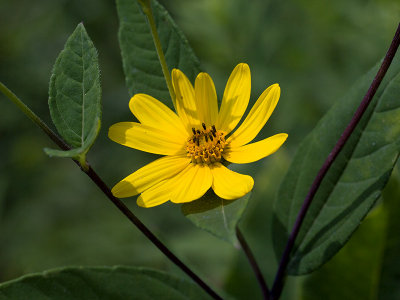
[137,0,177,106]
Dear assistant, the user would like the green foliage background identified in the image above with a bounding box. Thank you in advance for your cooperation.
[0,0,399,299]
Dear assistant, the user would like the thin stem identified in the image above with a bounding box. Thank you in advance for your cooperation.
[0,82,70,151]
[236,227,269,300]
[138,0,176,105]
[85,167,222,300]
[0,83,222,300]
[270,23,400,300]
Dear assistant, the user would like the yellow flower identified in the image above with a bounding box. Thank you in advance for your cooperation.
[108,63,288,207]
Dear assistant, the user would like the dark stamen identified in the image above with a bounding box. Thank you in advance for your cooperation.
[202,123,206,130]
[196,139,200,146]
[211,131,216,137]
[205,135,208,142]
[192,128,196,135]
[212,125,216,132]
[209,134,214,141]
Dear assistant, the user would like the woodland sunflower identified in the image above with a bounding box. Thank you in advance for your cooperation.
[108,63,288,207]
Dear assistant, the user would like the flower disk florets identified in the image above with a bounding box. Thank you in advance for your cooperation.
[186,123,227,164]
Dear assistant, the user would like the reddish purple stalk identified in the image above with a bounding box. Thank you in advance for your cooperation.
[270,23,400,299]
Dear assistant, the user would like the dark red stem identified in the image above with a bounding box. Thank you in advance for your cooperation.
[0,85,222,300]
[270,23,400,299]
[236,227,270,300]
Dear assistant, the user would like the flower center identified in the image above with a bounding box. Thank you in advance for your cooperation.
[186,123,227,164]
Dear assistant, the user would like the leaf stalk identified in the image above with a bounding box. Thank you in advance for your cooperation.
[137,0,176,106]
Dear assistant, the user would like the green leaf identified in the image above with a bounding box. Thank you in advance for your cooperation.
[182,190,251,245]
[273,58,400,275]
[301,173,400,299]
[47,23,101,159]
[117,0,200,106]
[0,266,211,300]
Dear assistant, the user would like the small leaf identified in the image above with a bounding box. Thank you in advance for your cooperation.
[273,57,400,275]
[47,23,101,159]
[0,266,211,300]
[182,190,251,245]
[301,173,400,299]
[117,0,200,106]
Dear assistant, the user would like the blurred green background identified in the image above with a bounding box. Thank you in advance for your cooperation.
[0,0,399,299]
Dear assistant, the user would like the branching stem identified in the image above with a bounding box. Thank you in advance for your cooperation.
[0,82,222,300]
[270,23,400,299]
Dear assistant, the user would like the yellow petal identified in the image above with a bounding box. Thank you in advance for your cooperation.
[108,122,185,155]
[228,84,281,147]
[210,163,254,200]
[129,94,188,140]
[137,163,213,207]
[216,63,251,134]
[223,133,288,164]
[137,179,173,208]
[111,155,190,198]
[170,163,212,203]
[194,72,218,127]
[172,69,200,132]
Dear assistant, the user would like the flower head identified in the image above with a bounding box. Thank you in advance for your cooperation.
[109,63,288,207]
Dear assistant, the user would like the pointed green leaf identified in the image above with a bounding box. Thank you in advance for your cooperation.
[0,266,211,300]
[117,0,200,105]
[47,23,101,158]
[273,58,400,275]
[301,173,400,299]
[182,191,251,245]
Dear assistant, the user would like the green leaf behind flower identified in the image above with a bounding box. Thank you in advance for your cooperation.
[47,23,101,159]
[182,191,251,245]
[117,0,200,106]
[0,266,211,300]
[273,57,400,275]
[301,173,400,299]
